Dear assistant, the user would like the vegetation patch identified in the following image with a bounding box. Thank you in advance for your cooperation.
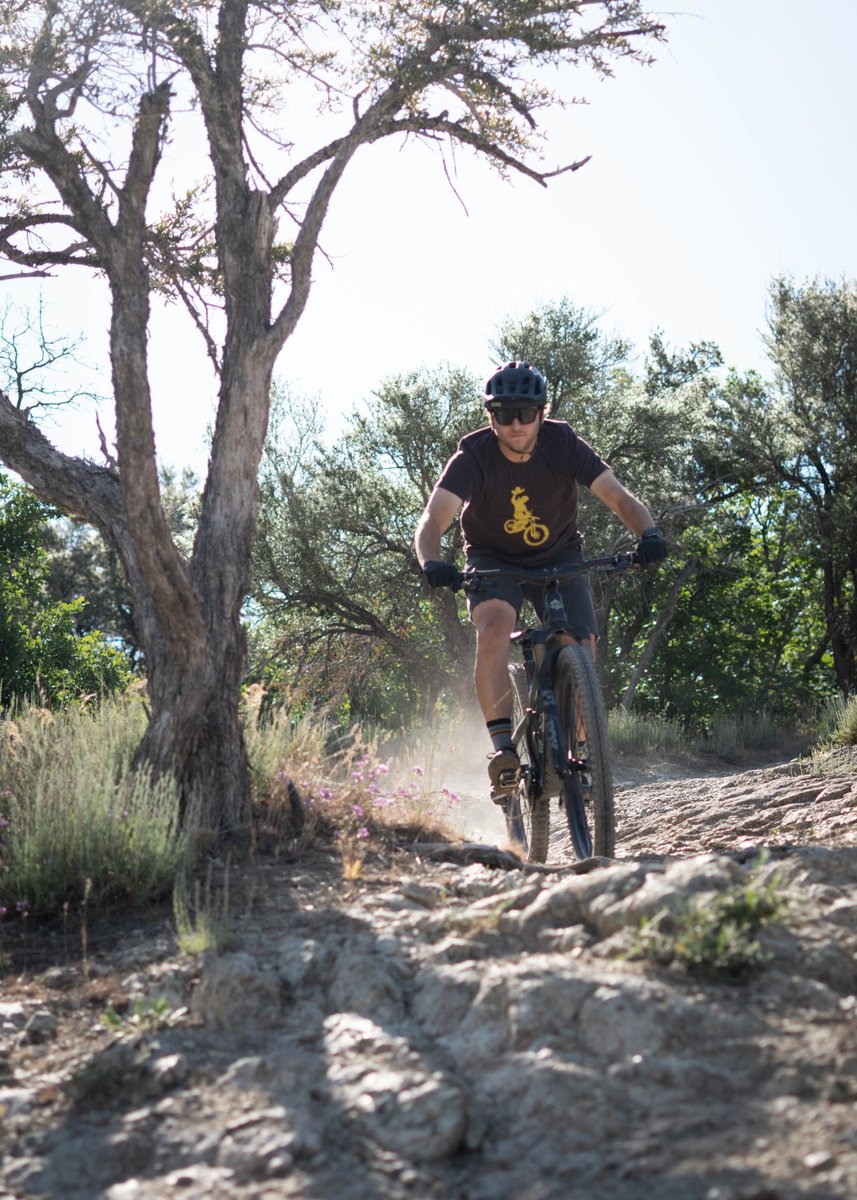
[610,706,797,763]
[101,997,188,1040]
[823,694,857,749]
[245,690,463,875]
[628,870,786,981]
[0,690,465,935]
[0,696,188,920]
[173,860,238,956]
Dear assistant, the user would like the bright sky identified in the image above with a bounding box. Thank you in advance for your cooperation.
[8,0,857,476]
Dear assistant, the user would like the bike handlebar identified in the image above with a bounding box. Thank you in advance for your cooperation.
[459,551,639,592]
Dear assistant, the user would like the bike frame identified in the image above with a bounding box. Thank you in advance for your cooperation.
[463,554,637,797]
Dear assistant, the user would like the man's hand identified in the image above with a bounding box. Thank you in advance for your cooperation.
[636,527,668,566]
[423,560,463,590]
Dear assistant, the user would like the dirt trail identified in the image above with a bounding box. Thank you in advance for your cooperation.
[2,751,857,1200]
[446,745,793,858]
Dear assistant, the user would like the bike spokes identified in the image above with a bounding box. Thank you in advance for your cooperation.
[554,643,614,860]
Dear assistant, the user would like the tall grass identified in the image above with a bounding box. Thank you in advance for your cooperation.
[1,696,188,918]
[242,684,333,800]
[704,711,791,757]
[817,693,857,748]
[608,708,689,758]
[609,706,794,760]
[0,687,465,928]
[806,693,857,775]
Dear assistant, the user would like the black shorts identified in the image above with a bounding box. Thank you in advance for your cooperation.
[464,550,599,639]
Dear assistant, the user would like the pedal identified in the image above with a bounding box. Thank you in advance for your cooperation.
[490,767,520,802]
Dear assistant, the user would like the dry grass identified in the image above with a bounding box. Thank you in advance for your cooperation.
[0,695,187,919]
[0,688,467,928]
[610,706,796,762]
[246,697,465,875]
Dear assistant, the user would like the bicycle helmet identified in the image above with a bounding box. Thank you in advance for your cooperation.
[484,361,547,407]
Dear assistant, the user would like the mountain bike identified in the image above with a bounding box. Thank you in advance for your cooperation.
[461,554,639,863]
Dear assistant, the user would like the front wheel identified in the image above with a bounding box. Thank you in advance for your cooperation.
[505,664,550,863]
[554,643,614,859]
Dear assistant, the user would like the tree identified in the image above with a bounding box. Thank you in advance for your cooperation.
[0,1,666,831]
[622,491,832,724]
[44,465,200,669]
[0,473,131,706]
[709,278,857,697]
[252,370,482,724]
[491,297,632,418]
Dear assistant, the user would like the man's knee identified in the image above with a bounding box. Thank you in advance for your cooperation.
[473,601,516,655]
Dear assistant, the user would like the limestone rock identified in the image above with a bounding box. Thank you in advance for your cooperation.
[190,953,283,1029]
[323,1013,467,1160]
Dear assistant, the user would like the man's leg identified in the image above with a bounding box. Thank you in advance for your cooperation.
[471,597,517,720]
[471,597,520,795]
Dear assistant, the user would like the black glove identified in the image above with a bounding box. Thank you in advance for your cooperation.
[423,560,463,590]
[636,526,668,566]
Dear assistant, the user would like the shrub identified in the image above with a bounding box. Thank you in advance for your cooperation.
[0,696,188,917]
[0,474,132,709]
[827,694,857,748]
[629,871,785,981]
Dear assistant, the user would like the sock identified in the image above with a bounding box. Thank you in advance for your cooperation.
[487,717,514,753]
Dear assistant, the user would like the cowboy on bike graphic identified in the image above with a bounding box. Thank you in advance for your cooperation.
[504,485,549,547]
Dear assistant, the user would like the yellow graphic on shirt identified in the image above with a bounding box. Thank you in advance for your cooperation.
[504,486,549,547]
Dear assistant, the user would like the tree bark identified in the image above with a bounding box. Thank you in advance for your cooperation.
[620,557,698,712]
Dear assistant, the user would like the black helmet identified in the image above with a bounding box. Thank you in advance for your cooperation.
[484,361,547,407]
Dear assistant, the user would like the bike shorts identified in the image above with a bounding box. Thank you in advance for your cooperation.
[464,549,599,639]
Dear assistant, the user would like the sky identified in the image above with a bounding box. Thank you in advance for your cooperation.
[6,0,857,476]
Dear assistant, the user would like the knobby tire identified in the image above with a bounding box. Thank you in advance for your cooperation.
[508,663,550,863]
[554,643,615,859]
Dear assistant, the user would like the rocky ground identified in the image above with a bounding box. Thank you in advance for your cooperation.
[2,751,857,1200]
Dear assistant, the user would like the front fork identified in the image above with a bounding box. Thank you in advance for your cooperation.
[523,635,590,802]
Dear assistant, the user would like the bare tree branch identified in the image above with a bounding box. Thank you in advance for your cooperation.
[0,387,121,531]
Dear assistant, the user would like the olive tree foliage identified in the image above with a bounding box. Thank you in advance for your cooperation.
[0,0,665,829]
[0,471,131,706]
[251,368,484,725]
[708,277,857,696]
[491,297,632,418]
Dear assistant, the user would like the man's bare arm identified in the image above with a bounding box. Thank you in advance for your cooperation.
[589,469,657,537]
[414,486,463,566]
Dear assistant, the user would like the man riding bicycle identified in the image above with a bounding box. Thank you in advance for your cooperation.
[414,361,668,799]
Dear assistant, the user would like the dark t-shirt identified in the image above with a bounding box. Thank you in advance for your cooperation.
[436,419,609,565]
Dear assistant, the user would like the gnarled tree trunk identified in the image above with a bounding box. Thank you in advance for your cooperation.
[0,0,666,834]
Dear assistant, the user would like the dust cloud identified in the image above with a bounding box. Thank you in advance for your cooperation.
[390,710,508,845]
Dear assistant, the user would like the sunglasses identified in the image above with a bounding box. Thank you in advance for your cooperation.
[490,405,541,426]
